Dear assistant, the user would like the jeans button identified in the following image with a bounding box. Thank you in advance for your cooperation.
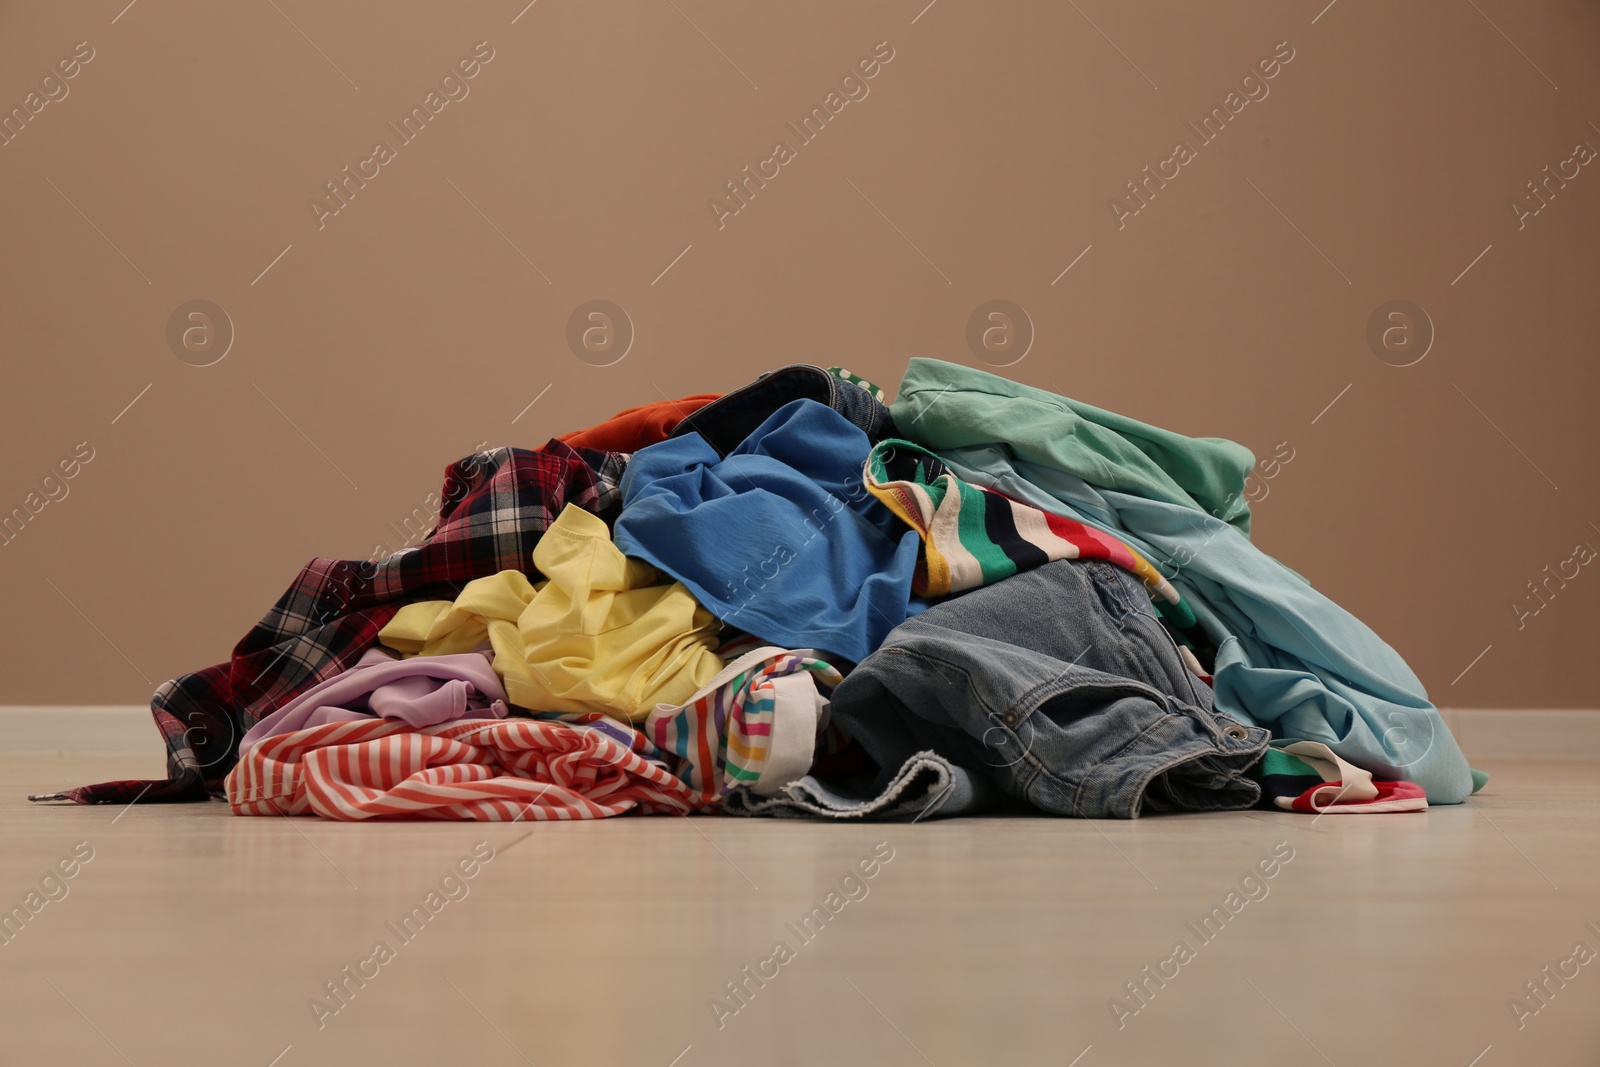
[1222,723,1250,740]
[1001,711,1019,726]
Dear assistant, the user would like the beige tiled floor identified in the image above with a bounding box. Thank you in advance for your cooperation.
[3,755,1596,1065]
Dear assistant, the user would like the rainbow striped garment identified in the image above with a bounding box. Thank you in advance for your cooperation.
[864,438,1197,630]
[645,641,844,807]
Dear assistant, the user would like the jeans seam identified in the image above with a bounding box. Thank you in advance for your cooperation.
[1125,603,1208,708]
[1090,562,1139,619]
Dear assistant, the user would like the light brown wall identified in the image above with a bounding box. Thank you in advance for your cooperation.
[2,0,1596,708]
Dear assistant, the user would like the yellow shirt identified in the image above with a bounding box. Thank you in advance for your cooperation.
[380,504,723,720]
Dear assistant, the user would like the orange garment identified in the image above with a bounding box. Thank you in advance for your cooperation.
[557,394,721,452]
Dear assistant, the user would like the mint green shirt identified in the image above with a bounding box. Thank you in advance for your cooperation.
[890,359,1258,535]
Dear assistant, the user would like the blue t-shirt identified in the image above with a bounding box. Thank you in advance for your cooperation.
[613,399,920,663]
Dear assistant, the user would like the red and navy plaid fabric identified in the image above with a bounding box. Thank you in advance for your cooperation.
[46,441,628,804]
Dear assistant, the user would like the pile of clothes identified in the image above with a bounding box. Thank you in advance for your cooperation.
[34,361,1480,821]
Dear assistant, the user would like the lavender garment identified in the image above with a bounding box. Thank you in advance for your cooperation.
[238,648,510,755]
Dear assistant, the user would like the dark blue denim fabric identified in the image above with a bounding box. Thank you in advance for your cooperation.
[668,365,896,457]
[748,559,1268,820]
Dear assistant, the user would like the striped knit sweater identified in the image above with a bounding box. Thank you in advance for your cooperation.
[864,438,1197,630]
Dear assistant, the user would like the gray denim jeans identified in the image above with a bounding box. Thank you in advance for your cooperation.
[734,559,1268,820]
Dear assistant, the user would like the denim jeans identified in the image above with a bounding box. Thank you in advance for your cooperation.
[736,559,1268,819]
[722,747,1000,820]
[668,365,896,457]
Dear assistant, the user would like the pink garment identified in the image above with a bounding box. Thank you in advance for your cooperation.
[238,648,509,757]
[226,717,697,821]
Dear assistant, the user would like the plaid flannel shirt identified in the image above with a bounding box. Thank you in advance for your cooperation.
[41,441,627,804]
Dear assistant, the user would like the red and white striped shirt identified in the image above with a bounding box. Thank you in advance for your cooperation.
[226,717,697,821]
